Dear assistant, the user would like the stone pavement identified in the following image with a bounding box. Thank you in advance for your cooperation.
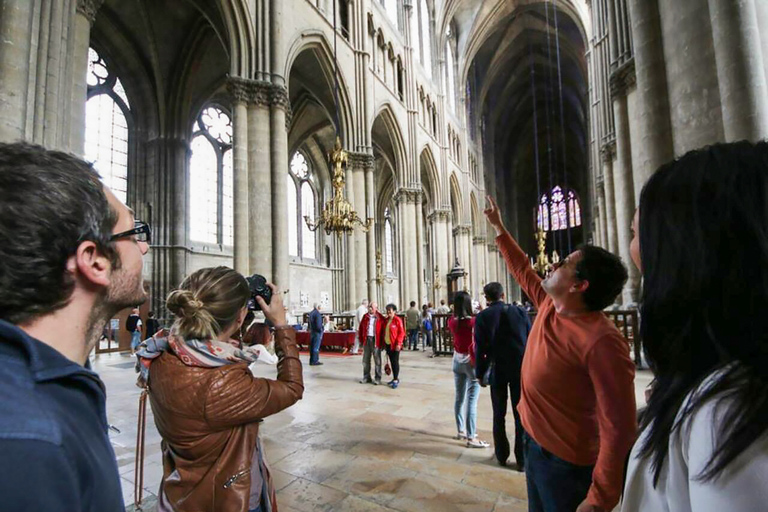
[93,348,652,512]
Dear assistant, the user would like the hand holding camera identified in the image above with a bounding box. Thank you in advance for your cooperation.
[246,274,286,327]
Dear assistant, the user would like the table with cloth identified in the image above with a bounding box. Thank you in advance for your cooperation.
[295,330,356,351]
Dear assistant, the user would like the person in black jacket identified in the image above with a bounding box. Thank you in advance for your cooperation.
[474,282,531,470]
[308,304,324,366]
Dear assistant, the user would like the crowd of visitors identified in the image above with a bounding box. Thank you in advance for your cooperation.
[2,139,768,512]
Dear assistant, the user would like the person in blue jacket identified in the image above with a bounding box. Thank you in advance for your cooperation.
[0,142,151,511]
[308,303,324,365]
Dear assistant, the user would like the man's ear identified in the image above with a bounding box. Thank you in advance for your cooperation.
[69,241,112,288]
[572,279,589,294]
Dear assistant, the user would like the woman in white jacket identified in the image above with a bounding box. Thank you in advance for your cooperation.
[622,141,768,512]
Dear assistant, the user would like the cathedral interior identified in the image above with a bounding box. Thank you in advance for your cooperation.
[2,0,767,510]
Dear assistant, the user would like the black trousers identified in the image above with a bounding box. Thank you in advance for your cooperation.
[385,346,400,380]
[490,380,524,467]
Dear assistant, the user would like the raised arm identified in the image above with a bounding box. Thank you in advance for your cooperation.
[484,196,547,307]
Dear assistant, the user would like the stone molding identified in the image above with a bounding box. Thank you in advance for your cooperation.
[601,140,616,163]
[227,78,293,130]
[348,151,375,170]
[487,244,498,253]
[609,59,636,99]
[472,236,486,245]
[77,0,104,24]
[427,209,452,222]
[453,225,472,237]
[394,187,422,205]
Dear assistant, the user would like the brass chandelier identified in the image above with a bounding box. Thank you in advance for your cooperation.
[304,137,372,235]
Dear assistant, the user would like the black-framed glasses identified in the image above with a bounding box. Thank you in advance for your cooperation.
[110,220,151,244]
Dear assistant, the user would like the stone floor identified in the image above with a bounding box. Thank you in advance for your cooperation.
[94,347,652,512]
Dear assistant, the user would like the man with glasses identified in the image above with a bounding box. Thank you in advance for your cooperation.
[484,196,635,512]
[0,142,150,511]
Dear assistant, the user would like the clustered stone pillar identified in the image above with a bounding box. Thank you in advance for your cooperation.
[346,163,358,309]
[226,78,251,275]
[473,236,487,297]
[248,82,273,279]
[601,142,619,256]
[270,85,290,302]
[611,62,640,304]
[414,194,425,305]
[347,154,369,303]
[596,180,610,251]
[363,158,377,304]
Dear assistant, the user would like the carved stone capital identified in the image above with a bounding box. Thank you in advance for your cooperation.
[270,84,290,111]
[394,187,422,205]
[77,0,104,24]
[488,245,499,253]
[226,77,252,104]
[427,209,452,223]
[453,225,472,237]
[472,236,486,245]
[601,140,616,163]
[609,59,636,99]
[348,151,375,170]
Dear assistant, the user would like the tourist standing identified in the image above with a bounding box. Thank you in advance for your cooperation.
[146,311,161,337]
[475,282,531,469]
[421,304,433,349]
[127,307,143,354]
[484,195,636,512]
[379,304,405,388]
[0,142,150,510]
[405,301,420,350]
[352,299,368,355]
[436,299,451,314]
[358,302,384,384]
[308,304,323,366]
[449,291,489,448]
[622,141,768,512]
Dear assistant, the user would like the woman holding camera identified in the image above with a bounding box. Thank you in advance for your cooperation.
[137,267,303,512]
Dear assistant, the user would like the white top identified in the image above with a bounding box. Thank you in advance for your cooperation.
[436,305,450,314]
[366,313,377,337]
[622,371,768,512]
[356,305,367,325]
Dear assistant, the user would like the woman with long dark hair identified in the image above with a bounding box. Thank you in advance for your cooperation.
[449,291,489,448]
[622,141,768,511]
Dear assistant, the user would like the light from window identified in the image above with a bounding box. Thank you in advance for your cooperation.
[85,47,130,204]
[301,182,316,260]
[446,43,456,112]
[222,149,233,246]
[291,151,309,179]
[420,0,432,78]
[189,135,219,244]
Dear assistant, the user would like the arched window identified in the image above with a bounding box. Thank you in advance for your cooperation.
[383,0,399,30]
[419,0,432,79]
[289,152,318,260]
[85,47,130,204]
[189,106,233,245]
[445,29,456,112]
[536,186,582,232]
[384,207,395,273]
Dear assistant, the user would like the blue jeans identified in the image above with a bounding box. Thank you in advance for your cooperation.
[248,505,262,512]
[407,329,419,349]
[453,358,479,438]
[524,431,594,512]
[130,331,141,351]
[310,331,322,364]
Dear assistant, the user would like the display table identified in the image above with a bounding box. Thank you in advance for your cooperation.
[296,331,356,350]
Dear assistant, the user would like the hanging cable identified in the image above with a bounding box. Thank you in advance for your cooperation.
[332,0,343,142]
[543,0,558,256]
[552,0,572,253]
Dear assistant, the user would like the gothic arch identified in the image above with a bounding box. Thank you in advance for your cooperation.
[372,103,408,186]
[419,145,441,209]
[449,172,464,222]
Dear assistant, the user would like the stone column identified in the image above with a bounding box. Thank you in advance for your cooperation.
[473,236,487,297]
[247,83,272,277]
[270,85,290,300]
[708,0,768,142]
[346,164,358,309]
[0,0,34,141]
[596,180,610,250]
[415,193,425,305]
[69,0,103,155]
[430,209,451,300]
[487,245,499,284]
[626,0,674,200]
[611,81,640,304]
[227,78,250,275]
[601,142,619,256]
[364,162,377,303]
[348,154,369,302]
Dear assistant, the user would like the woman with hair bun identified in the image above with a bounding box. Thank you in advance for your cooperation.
[137,266,303,512]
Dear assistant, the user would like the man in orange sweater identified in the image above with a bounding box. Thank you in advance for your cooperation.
[484,196,636,512]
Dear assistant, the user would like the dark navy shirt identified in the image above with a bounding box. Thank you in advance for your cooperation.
[0,319,124,511]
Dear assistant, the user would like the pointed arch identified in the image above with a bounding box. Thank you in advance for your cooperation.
[284,32,355,149]
[419,145,440,208]
[449,172,463,223]
[470,192,481,236]
[372,103,408,185]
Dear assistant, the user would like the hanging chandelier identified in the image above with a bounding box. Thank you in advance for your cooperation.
[304,137,372,235]
[532,227,560,275]
[303,0,371,236]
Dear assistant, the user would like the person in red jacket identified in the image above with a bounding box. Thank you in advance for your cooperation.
[358,302,385,384]
[378,303,405,388]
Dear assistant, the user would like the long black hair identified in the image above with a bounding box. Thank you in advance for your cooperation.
[638,140,768,484]
[452,291,473,320]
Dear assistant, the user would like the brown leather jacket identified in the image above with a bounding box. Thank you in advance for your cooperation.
[147,326,303,512]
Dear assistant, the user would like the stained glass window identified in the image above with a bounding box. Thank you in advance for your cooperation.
[85,47,130,204]
[189,106,233,245]
[289,152,318,261]
[537,186,582,232]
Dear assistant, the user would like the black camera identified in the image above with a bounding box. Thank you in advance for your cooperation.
[246,274,273,311]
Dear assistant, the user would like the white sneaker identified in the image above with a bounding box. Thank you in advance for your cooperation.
[467,438,490,448]
[453,432,467,440]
